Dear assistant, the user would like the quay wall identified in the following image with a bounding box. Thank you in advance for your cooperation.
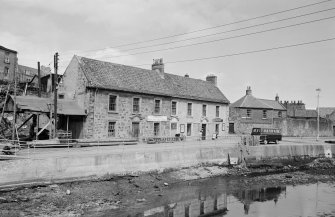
[0,143,334,188]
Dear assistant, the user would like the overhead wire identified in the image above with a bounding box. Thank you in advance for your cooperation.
[59,0,334,56]
[133,37,335,66]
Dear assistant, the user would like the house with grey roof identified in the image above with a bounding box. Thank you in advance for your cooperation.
[60,56,230,141]
[229,86,286,134]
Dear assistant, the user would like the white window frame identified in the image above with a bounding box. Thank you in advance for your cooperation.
[187,103,192,116]
[171,101,177,116]
[154,98,162,114]
[108,94,118,112]
[132,97,141,113]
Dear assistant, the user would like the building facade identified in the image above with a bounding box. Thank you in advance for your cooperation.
[0,45,18,81]
[60,56,230,141]
[229,87,287,134]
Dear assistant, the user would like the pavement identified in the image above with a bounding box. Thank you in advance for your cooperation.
[10,136,335,160]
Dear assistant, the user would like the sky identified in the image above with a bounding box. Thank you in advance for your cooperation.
[0,0,334,108]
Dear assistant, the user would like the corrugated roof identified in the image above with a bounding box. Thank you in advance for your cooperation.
[9,95,85,116]
[76,56,229,104]
[230,94,285,110]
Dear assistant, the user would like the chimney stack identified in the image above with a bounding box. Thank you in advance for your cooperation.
[184,74,189,78]
[275,94,279,101]
[152,58,164,78]
[206,74,217,86]
[246,86,252,95]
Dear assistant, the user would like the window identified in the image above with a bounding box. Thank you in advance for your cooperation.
[187,103,192,116]
[200,201,205,215]
[58,94,64,99]
[4,52,9,63]
[216,106,220,117]
[278,111,282,118]
[133,98,140,113]
[185,205,190,217]
[171,123,177,130]
[108,122,116,137]
[247,109,251,118]
[215,124,219,134]
[4,67,9,76]
[263,110,267,119]
[109,95,117,111]
[154,99,161,114]
[187,123,192,136]
[154,123,160,136]
[171,101,177,115]
[202,105,207,116]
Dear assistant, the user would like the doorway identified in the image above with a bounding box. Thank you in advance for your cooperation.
[229,123,235,134]
[132,122,140,138]
[201,124,206,140]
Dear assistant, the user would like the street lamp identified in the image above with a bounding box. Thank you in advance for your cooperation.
[316,88,321,141]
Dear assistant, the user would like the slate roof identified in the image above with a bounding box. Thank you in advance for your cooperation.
[0,45,17,53]
[319,107,335,118]
[7,95,85,116]
[76,56,229,104]
[230,94,286,110]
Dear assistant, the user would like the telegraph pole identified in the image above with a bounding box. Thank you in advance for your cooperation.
[53,52,59,139]
[12,56,18,142]
[316,88,321,141]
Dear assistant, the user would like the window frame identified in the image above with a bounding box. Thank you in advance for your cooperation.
[216,106,220,117]
[154,99,161,114]
[262,110,267,119]
[171,122,177,130]
[246,109,252,118]
[171,101,177,116]
[4,67,9,76]
[132,97,140,113]
[187,103,192,116]
[278,111,282,118]
[108,121,116,137]
[202,104,207,117]
[108,94,118,112]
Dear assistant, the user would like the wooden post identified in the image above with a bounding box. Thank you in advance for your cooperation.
[54,53,58,138]
[12,56,18,142]
[67,115,69,149]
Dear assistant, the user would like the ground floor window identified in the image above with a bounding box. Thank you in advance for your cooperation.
[187,123,192,136]
[108,121,116,137]
[154,123,160,136]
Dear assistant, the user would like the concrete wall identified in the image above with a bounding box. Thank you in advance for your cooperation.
[273,118,333,137]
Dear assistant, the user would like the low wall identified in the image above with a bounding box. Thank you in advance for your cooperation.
[0,145,238,187]
[0,143,334,188]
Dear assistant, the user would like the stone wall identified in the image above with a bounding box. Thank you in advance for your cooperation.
[0,49,17,81]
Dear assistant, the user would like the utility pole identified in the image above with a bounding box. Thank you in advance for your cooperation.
[36,62,41,140]
[316,88,321,141]
[53,52,59,139]
[12,56,18,142]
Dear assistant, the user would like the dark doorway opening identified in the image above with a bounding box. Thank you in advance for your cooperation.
[229,123,235,134]
[201,124,206,140]
[132,122,140,138]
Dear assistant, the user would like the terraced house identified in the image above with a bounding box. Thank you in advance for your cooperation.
[60,56,230,141]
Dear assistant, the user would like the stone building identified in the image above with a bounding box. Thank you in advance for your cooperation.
[0,45,18,81]
[229,86,286,134]
[60,56,230,141]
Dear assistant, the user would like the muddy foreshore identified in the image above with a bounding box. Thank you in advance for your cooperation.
[0,157,335,217]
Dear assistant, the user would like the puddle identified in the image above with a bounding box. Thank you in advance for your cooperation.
[89,177,335,217]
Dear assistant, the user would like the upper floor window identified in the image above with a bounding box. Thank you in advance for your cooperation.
[171,101,177,115]
[109,95,117,111]
[154,99,161,114]
[278,111,282,118]
[247,109,251,118]
[263,110,267,119]
[133,98,140,113]
[187,103,192,116]
[4,52,9,63]
[202,104,207,116]
[216,106,220,117]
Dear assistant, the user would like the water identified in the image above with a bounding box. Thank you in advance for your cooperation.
[94,177,335,217]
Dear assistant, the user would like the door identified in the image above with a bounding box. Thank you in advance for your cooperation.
[229,123,234,134]
[201,124,206,140]
[132,122,140,138]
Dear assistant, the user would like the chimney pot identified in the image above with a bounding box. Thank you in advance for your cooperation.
[184,74,189,78]
[246,86,252,95]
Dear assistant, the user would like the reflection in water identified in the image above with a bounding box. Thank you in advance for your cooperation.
[233,186,286,215]
[142,192,227,217]
[105,180,335,217]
